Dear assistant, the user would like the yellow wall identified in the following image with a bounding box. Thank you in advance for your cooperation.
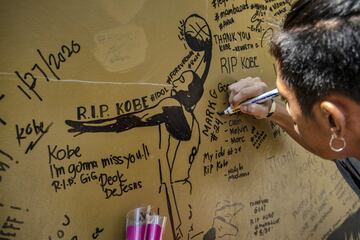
[0,1,358,239]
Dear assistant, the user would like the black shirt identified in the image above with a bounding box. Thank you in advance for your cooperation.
[336,157,360,198]
[327,158,360,240]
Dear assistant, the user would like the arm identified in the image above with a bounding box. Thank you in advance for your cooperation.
[228,77,315,153]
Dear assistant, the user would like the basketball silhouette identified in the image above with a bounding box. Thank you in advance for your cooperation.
[184,14,212,51]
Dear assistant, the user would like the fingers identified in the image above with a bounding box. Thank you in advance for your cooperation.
[228,77,270,118]
[240,102,271,119]
[231,85,267,106]
[228,77,267,107]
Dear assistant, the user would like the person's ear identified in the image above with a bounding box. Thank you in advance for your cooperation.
[319,100,346,136]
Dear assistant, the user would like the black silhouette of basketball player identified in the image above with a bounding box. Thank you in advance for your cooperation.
[65,14,212,240]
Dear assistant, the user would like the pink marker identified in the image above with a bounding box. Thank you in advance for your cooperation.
[126,206,166,240]
[144,215,166,240]
[126,206,150,240]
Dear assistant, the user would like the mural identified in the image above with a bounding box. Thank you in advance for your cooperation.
[65,14,213,239]
[0,1,359,240]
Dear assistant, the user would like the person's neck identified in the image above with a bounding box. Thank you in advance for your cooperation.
[351,149,360,160]
[345,102,360,160]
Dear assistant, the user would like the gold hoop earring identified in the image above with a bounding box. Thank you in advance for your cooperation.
[329,133,346,152]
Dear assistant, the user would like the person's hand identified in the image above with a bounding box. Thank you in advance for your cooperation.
[228,77,272,119]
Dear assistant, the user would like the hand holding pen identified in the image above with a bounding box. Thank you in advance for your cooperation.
[224,77,279,119]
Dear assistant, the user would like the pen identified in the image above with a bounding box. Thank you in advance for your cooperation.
[218,88,279,115]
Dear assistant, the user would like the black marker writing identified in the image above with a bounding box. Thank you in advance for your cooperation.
[15,40,80,101]
[0,94,6,126]
[0,216,24,239]
[25,122,53,154]
[48,144,82,164]
[92,227,104,239]
[48,214,78,240]
[0,150,16,182]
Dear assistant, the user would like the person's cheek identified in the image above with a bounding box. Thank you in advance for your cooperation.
[287,104,301,136]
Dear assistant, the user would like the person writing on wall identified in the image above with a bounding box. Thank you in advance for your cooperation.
[228,0,360,236]
[229,0,360,197]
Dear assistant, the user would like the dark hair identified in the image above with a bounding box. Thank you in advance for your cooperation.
[270,0,360,116]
